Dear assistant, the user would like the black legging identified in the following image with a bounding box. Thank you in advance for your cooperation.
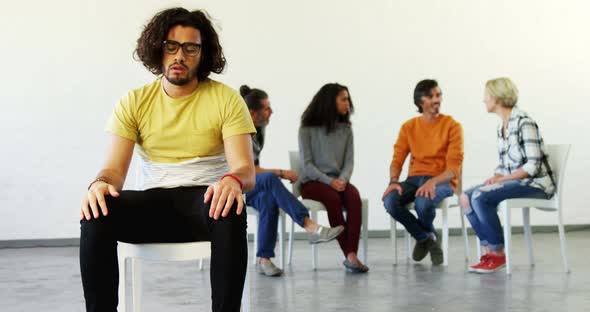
[79,186,247,312]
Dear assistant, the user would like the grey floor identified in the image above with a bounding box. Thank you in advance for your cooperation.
[1,231,589,312]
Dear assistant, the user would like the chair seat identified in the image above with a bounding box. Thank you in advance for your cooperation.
[503,198,557,210]
[405,195,458,210]
[118,242,211,262]
[300,199,328,212]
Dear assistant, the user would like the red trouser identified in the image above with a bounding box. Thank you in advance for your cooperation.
[300,181,362,256]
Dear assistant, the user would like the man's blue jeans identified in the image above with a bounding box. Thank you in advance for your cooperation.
[463,181,550,251]
[383,176,453,241]
[245,172,309,258]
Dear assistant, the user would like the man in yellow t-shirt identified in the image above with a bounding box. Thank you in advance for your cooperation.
[79,8,255,312]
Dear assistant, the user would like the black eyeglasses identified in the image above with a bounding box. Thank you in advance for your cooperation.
[162,40,202,56]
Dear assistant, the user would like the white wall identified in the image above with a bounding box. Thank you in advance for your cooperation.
[1,0,588,240]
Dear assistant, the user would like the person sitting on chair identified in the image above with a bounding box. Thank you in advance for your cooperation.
[241,85,344,277]
[382,79,464,266]
[79,8,255,312]
[298,83,368,273]
[460,77,556,274]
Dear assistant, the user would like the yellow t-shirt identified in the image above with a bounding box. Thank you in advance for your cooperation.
[105,78,256,163]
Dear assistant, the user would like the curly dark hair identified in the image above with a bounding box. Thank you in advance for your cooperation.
[134,7,226,81]
[301,83,354,133]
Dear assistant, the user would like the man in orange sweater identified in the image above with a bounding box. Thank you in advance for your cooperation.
[382,79,464,265]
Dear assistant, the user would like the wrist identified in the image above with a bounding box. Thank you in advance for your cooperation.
[388,179,400,186]
[220,173,243,190]
[88,177,109,190]
[278,169,284,178]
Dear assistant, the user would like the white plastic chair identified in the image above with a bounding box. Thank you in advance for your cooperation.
[390,189,469,266]
[246,205,286,269]
[286,151,369,269]
[117,240,250,312]
[473,144,570,275]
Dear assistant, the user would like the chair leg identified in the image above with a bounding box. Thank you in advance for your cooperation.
[131,258,142,312]
[288,220,295,266]
[476,236,482,260]
[390,218,397,265]
[405,230,411,261]
[362,199,369,264]
[460,212,470,263]
[241,267,250,312]
[118,255,127,312]
[557,210,570,273]
[311,210,318,270]
[252,214,258,266]
[442,204,449,266]
[278,211,286,269]
[199,258,204,271]
[501,203,512,275]
[522,208,535,266]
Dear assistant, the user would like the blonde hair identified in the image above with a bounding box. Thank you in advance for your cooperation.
[485,77,519,108]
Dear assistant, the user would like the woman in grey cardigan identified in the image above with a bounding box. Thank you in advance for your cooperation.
[298,83,368,273]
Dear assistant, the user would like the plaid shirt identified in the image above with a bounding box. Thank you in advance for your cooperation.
[494,108,555,196]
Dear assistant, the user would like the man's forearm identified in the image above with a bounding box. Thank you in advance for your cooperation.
[389,164,401,183]
[255,166,283,177]
[93,169,126,190]
[230,165,256,192]
[429,169,455,185]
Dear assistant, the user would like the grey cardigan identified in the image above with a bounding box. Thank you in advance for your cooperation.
[298,123,354,185]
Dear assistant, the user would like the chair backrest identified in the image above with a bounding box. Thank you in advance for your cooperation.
[289,151,303,197]
[544,144,571,199]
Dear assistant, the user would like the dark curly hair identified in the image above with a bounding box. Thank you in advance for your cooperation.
[134,8,226,81]
[301,83,354,133]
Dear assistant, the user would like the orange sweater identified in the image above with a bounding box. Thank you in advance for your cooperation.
[391,115,464,190]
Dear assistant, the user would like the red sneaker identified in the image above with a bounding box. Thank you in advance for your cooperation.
[472,254,506,274]
[468,254,490,273]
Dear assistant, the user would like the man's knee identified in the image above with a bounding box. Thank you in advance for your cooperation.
[383,192,403,217]
[257,172,282,189]
[414,196,434,210]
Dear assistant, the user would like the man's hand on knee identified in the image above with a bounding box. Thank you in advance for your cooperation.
[80,181,120,220]
[415,179,436,200]
[382,182,403,200]
[205,176,244,220]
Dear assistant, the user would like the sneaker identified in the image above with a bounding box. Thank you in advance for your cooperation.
[412,239,430,262]
[308,225,345,244]
[471,254,506,274]
[468,255,491,273]
[257,259,283,277]
[343,259,369,273]
[426,238,444,266]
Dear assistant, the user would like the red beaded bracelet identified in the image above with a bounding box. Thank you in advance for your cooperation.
[219,174,243,190]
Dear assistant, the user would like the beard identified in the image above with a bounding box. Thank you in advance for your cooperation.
[163,64,198,86]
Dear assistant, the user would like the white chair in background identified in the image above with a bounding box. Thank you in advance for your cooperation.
[246,206,286,269]
[286,151,369,269]
[473,144,571,275]
[390,188,470,266]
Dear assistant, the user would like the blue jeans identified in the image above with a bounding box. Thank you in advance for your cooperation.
[463,181,550,251]
[383,176,454,241]
[245,172,310,258]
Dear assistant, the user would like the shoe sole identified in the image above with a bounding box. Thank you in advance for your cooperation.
[309,228,345,245]
[472,264,506,274]
[430,251,444,265]
[258,270,283,277]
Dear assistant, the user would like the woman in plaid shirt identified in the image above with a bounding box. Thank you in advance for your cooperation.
[460,77,556,274]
